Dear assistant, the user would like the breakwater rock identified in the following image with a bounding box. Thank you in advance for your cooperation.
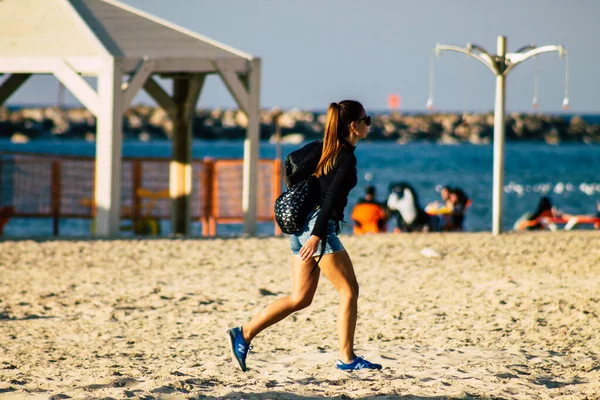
[1,106,598,144]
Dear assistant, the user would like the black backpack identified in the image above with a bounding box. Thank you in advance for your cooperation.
[283,140,323,189]
[274,141,323,234]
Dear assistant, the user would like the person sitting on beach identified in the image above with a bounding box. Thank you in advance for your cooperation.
[562,200,600,230]
[227,100,382,372]
[515,196,564,231]
[425,185,452,215]
[351,185,387,235]
[442,187,470,231]
[386,182,434,232]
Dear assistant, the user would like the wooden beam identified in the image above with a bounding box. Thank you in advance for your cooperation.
[242,58,261,235]
[143,77,176,116]
[0,57,104,74]
[122,58,155,109]
[183,73,205,121]
[51,60,100,117]
[0,74,31,106]
[213,60,250,114]
[123,57,250,75]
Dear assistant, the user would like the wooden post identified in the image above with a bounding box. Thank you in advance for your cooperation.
[201,157,213,236]
[242,58,261,236]
[94,58,123,236]
[170,77,192,235]
[51,160,61,236]
[0,158,12,236]
[170,74,204,236]
[0,206,12,236]
[0,157,3,207]
[132,160,142,228]
[208,159,216,236]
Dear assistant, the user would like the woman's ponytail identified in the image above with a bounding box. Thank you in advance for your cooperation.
[314,100,364,178]
[315,103,342,177]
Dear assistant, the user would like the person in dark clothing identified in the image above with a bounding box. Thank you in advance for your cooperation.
[515,196,562,231]
[227,100,382,372]
[357,185,378,204]
[528,196,553,222]
[521,196,557,230]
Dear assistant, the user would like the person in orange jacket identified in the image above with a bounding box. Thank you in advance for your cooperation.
[351,185,387,235]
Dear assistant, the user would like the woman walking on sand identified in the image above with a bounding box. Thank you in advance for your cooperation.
[227,100,382,372]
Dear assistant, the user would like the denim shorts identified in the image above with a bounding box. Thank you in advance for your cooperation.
[290,209,345,256]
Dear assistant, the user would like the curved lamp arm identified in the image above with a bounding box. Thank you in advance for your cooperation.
[436,44,499,74]
[466,43,491,55]
[504,45,565,75]
[514,44,536,54]
[467,43,499,73]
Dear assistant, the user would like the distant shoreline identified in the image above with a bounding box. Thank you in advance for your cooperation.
[2,105,599,144]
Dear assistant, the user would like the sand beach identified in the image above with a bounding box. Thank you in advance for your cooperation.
[1,231,599,399]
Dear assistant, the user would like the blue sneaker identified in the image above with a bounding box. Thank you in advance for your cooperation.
[227,327,249,371]
[336,355,382,371]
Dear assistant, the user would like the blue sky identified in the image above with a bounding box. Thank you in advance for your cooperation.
[6,0,600,113]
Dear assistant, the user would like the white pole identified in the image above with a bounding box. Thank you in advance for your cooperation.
[492,36,506,236]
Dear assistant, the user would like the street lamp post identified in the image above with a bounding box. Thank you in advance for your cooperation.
[435,35,566,235]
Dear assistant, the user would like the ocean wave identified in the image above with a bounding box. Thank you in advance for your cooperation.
[504,181,600,197]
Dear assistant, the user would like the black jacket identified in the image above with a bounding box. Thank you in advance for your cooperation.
[311,142,358,239]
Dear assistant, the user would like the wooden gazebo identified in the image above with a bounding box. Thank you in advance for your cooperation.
[0,0,262,236]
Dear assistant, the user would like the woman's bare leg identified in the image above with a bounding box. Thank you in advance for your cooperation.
[242,256,320,343]
[317,250,359,363]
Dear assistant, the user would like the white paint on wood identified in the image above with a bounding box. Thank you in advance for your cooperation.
[64,0,114,57]
[94,58,124,237]
[242,58,261,235]
[51,59,100,117]
[0,0,102,57]
[0,57,103,74]
[169,162,193,197]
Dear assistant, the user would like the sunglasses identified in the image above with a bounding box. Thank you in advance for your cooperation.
[356,115,371,126]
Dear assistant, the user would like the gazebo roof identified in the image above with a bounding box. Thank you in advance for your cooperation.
[0,0,252,73]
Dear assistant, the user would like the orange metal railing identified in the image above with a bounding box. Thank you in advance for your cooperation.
[0,153,281,236]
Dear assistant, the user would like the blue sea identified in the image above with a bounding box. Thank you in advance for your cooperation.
[1,139,599,237]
